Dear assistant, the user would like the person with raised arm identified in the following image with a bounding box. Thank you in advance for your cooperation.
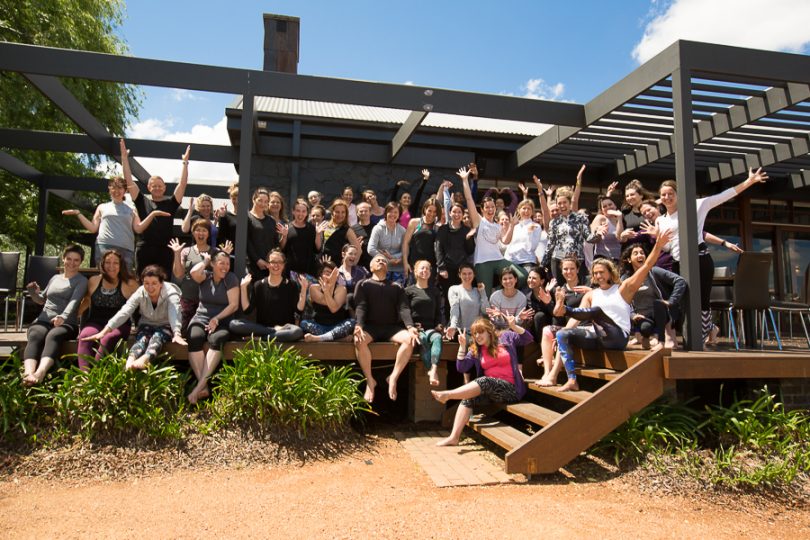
[431,315,532,447]
[63,172,170,270]
[181,194,218,248]
[502,197,545,288]
[22,245,88,385]
[123,139,189,276]
[215,182,240,250]
[653,167,768,344]
[587,195,623,263]
[83,264,186,371]
[436,200,474,319]
[76,249,138,369]
[458,165,514,296]
[185,251,240,404]
[352,254,420,402]
[300,260,355,342]
[547,228,674,392]
[318,199,362,267]
[390,168,431,228]
[540,177,591,285]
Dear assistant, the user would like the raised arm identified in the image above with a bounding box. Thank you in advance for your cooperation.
[458,166,481,228]
[572,164,585,211]
[619,228,674,303]
[181,197,195,233]
[120,138,139,200]
[62,206,101,234]
[411,169,429,212]
[133,210,171,234]
[533,176,551,231]
[173,145,191,203]
[190,252,211,284]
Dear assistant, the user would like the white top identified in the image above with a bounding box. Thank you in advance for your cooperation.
[347,203,357,227]
[591,284,631,336]
[504,219,544,265]
[474,218,504,264]
[656,187,737,262]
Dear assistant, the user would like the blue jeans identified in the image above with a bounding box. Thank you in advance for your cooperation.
[556,306,628,380]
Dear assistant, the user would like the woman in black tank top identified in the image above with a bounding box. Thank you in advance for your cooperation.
[402,197,441,282]
[77,250,139,369]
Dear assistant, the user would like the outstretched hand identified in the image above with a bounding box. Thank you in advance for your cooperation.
[219,239,234,255]
[182,145,191,162]
[747,167,768,184]
[168,238,185,253]
[456,166,470,182]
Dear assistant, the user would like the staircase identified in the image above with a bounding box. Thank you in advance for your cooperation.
[464,347,666,475]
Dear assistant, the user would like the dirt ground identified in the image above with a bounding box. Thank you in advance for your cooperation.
[1,434,808,540]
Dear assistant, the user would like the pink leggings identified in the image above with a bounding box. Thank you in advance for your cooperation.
[77,323,131,370]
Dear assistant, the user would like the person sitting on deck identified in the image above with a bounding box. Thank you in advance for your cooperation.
[352,253,420,402]
[83,265,185,370]
[404,260,444,386]
[300,260,356,342]
[620,243,687,350]
[186,251,240,404]
[22,244,88,385]
[431,316,532,447]
[229,249,305,342]
[546,228,673,392]
[76,249,139,370]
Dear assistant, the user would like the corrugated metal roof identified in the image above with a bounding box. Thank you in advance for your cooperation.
[232,96,553,137]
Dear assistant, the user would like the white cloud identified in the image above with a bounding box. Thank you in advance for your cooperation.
[633,0,810,64]
[403,80,415,86]
[170,89,205,102]
[501,78,570,102]
[125,116,236,183]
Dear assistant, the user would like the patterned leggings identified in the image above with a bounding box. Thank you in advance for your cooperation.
[419,329,443,369]
[299,318,356,341]
[556,306,629,381]
[461,376,518,407]
[130,324,172,362]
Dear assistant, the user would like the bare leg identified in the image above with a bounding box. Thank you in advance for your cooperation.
[303,333,321,342]
[431,380,482,403]
[354,337,376,402]
[428,365,440,386]
[538,349,564,387]
[22,358,38,385]
[188,351,204,381]
[189,349,220,404]
[557,378,580,392]
[387,330,414,401]
[436,403,473,447]
[29,357,55,385]
[537,332,556,385]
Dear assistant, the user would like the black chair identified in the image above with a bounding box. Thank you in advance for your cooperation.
[0,251,21,331]
[770,262,810,348]
[709,252,782,351]
[18,255,59,331]
[710,267,737,345]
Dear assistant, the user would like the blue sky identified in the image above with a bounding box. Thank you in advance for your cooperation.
[116,0,810,181]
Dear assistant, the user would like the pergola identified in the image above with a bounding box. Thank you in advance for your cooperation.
[1,39,809,350]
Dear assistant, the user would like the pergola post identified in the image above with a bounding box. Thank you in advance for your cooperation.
[35,185,49,255]
[672,67,703,351]
[234,91,255,277]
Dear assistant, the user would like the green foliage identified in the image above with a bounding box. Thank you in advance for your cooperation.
[45,355,189,443]
[0,357,44,442]
[591,388,810,489]
[210,340,372,435]
[0,0,140,249]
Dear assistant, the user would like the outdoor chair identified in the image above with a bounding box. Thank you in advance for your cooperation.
[770,262,810,348]
[709,252,782,351]
[18,255,59,331]
[0,251,21,332]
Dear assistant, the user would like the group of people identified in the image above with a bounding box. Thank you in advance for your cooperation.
[22,139,767,429]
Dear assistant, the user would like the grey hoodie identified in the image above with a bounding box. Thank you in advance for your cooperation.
[107,281,182,334]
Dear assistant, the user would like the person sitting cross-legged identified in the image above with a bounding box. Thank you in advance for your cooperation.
[431,316,532,447]
[352,253,420,402]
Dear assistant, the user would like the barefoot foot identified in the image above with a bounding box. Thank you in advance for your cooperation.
[435,435,459,447]
[363,381,376,402]
[428,367,439,387]
[130,355,151,371]
[431,390,449,404]
[387,376,398,401]
[303,333,320,342]
[557,379,579,392]
[536,376,556,387]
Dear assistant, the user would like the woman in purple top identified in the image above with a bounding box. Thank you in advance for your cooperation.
[431,316,532,447]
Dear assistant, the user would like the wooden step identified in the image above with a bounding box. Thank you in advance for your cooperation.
[575,366,621,381]
[505,402,562,427]
[527,381,593,403]
[468,416,530,451]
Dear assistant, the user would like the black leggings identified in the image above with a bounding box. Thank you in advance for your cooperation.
[24,321,78,361]
[634,299,669,340]
[187,323,231,352]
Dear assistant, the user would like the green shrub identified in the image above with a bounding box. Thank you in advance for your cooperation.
[0,356,48,443]
[210,340,371,435]
[592,399,701,465]
[45,354,189,443]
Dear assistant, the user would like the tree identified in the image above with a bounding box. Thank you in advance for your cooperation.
[0,0,140,251]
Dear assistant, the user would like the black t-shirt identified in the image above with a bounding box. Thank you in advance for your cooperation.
[134,192,181,245]
[405,284,442,329]
[352,223,374,269]
[285,222,317,275]
[247,277,300,327]
[218,211,237,246]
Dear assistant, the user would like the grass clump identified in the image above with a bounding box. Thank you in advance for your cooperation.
[44,355,189,444]
[209,340,371,436]
[0,357,45,443]
[591,387,810,490]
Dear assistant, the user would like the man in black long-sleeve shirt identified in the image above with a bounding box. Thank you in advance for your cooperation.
[353,254,419,402]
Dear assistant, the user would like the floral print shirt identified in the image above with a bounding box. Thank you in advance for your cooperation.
[542,211,591,265]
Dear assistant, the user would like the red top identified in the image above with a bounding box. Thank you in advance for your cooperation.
[480,345,515,384]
